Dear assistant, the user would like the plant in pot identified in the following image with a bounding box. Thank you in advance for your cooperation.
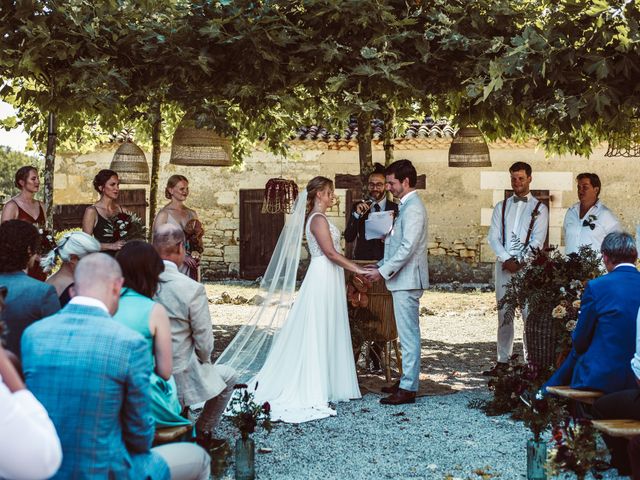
[227,383,272,480]
[547,417,602,480]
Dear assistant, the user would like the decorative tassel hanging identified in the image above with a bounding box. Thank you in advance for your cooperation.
[261,178,298,214]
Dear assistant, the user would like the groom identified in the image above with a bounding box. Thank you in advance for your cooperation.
[364,159,429,405]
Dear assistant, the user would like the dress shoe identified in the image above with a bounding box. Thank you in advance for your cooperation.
[482,362,509,377]
[380,388,416,405]
[381,381,400,394]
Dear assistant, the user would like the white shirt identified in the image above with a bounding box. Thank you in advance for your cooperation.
[69,295,109,314]
[563,200,621,255]
[352,197,388,219]
[632,308,640,380]
[399,190,417,206]
[488,192,550,263]
[0,374,63,479]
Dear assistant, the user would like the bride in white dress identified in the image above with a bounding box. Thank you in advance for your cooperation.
[217,176,365,423]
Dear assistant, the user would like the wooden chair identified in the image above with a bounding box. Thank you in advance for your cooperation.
[153,424,193,446]
[346,261,402,382]
[592,419,640,439]
[546,386,604,405]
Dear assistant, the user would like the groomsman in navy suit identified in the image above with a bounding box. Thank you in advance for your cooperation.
[545,232,640,394]
[364,160,429,405]
[344,163,398,371]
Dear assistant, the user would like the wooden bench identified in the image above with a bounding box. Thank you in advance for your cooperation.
[592,419,640,439]
[153,424,193,445]
[546,386,604,405]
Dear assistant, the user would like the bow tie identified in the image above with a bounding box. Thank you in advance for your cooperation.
[513,196,528,203]
[373,203,381,212]
[582,219,595,230]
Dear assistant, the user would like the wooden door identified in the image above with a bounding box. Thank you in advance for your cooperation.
[504,189,550,249]
[239,189,285,280]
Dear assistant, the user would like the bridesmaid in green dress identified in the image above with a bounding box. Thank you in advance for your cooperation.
[113,240,191,429]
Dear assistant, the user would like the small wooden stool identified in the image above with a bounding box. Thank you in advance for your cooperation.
[153,424,193,446]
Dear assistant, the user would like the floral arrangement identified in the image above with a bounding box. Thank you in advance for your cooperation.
[227,384,272,441]
[550,279,585,357]
[347,273,371,308]
[184,218,205,256]
[261,178,298,214]
[37,227,57,256]
[547,417,601,480]
[104,211,146,242]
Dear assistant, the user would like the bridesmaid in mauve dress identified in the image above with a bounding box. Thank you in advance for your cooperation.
[1,166,48,280]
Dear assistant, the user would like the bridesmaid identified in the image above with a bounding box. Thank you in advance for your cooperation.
[154,175,201,280]
[1,166,47,280]
[82,169,126,255]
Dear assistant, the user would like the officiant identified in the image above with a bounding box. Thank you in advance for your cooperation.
[344,163,398,372]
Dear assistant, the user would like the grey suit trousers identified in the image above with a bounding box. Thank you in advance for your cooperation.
[392,288,424,392]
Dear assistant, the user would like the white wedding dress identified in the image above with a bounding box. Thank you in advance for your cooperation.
[250,212,361,423]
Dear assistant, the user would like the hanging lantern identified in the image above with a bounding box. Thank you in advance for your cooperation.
[448,126,491,167]
[262,178,299,214]
[169,118,232,166]
[605,119,640,157]
[109,141,150,184]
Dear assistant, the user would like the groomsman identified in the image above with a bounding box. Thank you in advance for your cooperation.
[344,162,398,372]
[364,159,428,405]
[485,162,549,376]
[563,173,621,255]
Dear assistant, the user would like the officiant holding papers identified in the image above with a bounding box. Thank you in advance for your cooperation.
[345,164,398,372]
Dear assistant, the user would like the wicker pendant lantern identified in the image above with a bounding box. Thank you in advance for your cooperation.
[605,119,640,157]
[448,126,491,167]
[169,118,232,166]
[262,178,299,214]
[109,141,150,184]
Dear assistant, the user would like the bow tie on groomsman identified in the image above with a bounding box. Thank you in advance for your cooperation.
[513,195,528,203]
[582,219,596,230]
[373,203,381,212]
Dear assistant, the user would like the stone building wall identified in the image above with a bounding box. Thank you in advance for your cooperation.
[53,138,640,281]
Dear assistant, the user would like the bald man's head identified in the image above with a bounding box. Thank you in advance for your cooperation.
[153,223,185,265]
[73,253,124,314]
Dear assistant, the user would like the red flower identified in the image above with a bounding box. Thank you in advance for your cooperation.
[262,402,271,414]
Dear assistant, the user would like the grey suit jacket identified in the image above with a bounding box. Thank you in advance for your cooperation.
[378,191,429,291]
[154,261,226,405]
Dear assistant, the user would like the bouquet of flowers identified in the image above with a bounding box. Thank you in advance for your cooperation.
[184,218,205,256]
[547,417,601,480]
[227,384,272,441]
[37,227,57,256]
[550,279,585,358]
[104,210,146,242]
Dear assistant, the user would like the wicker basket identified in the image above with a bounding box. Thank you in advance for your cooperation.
[448,126,491,167]
[169,120,232,166]
[109,141,150,184]
[524,308,559,373]
[346,260,398,342]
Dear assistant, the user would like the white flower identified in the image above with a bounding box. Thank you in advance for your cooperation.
[559,287,566,295]
[552,305,567,319]
[566,320,577,331]
[572,300,581,309]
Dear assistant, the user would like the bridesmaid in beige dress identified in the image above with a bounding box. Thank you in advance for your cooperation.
[154,175,202,280]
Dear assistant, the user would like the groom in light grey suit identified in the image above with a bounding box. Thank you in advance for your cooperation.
[364,159,429,405]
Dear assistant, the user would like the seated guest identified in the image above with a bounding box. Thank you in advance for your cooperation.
[21,253,210,480]
[153,224,237,446]
[114,240,191,429]
[0,220,60,357]
[0,287,62,480]
[546,231,640,394]
[41,231,101,306]
[592,304,640,477]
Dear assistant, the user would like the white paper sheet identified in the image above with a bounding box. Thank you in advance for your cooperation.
[365,211,394,240]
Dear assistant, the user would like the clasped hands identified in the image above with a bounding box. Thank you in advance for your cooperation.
[502,257,522,274]
[360,264,382,282]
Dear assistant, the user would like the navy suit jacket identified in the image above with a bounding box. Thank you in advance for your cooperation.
[546,265,640,393]
[344,200,398,260]
[22,304,169,479]
[0,271,60,357]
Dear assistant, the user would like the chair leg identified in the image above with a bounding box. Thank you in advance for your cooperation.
[384,342,391,382]
[393,339,403,377]
[364,341,372,371]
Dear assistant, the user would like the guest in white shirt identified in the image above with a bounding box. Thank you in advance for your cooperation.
[0,342,62,480]
[485,162,549,376]
[563,173,621,255]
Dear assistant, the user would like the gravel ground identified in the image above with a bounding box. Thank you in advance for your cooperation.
[204,282,624,480]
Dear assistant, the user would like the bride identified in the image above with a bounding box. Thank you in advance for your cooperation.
[217,176,365,423]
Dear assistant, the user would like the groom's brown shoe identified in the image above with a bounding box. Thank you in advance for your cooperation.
[380,381,400,394]
[380,388,416,405]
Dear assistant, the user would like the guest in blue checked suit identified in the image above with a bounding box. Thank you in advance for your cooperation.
[21,253,210,480]
[545,232,640,394]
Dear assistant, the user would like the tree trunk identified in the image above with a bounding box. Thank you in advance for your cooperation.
[382,102,395,166]
[356,112,373,191]
[148,102,162,236]
[43,112,57,228]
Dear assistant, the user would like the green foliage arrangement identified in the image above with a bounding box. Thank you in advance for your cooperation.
[228,384,272,441]
[547,418,602,480]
